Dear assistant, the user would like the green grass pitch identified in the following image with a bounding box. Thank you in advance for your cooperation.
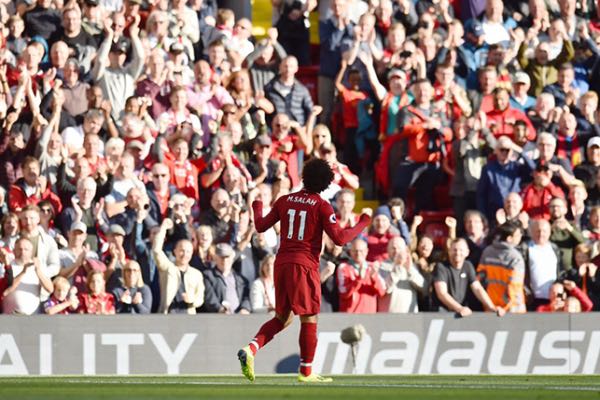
[1,375,599,399]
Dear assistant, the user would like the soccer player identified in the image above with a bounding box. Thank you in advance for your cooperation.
[237,158,371,383]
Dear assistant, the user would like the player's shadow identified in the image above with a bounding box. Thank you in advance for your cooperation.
[275,354,301,373]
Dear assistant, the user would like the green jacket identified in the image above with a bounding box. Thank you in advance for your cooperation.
[550,223,585,271]
[517,40,575,96]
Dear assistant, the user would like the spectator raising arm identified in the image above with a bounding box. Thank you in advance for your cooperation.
[360,52,387,102]
[91,19,113,82]
[563,280,593,312]
[125,15,145,81]
[35,86,63,159]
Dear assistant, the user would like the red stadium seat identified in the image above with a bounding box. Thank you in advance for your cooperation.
[296,66,319,103]
[416,210,453,249]
[433,184,452,210]
[404,182,452,219]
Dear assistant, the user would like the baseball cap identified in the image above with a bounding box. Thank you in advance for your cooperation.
[169,41,185,53]
[387,68,405,80]
[495,136,513,150]
[466,20,484,37]
[108,224,126,236]
[70,222,87,233]
[513,72,531,86]
[110,41,129,54]
[255,135,272,147]
[86,258,107,272]
[588,137,600,148]
[215,243,235,258]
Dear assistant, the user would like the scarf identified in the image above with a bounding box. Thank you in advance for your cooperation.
[556,133,582,167]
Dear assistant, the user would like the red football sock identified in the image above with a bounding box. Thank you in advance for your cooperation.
[249,317,285,355]
[299,322,318,376]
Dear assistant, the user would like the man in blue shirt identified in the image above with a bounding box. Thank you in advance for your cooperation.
[456,20,488,90]
[477,136,535,224]
[542,62,587,108]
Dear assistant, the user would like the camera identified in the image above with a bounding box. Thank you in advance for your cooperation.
[559,291,567,300]
[427,129,446,157]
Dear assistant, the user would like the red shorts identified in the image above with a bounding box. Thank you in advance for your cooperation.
[274,262,321,316]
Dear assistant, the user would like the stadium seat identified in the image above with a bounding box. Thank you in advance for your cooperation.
[416,210,453,249]
[296,66,319,103]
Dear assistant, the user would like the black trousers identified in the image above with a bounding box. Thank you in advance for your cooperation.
[393,162,442,212]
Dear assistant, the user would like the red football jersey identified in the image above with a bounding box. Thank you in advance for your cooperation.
[252,190,370,269]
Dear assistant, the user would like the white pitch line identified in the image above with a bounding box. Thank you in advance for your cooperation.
[4,379,599,392]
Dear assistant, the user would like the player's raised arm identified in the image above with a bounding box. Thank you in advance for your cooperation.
[251,199,280,233]
[323,205,372,246]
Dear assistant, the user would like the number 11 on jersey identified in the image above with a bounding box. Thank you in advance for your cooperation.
[287,209,307,240]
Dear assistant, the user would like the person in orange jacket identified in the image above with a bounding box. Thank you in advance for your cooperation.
[392,79,453,211]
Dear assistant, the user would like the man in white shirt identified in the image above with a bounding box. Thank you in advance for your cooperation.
[104,152,145,217]
[61,108,105,156]
[525,219,562,310]
[18,205,61,281]
[481,0,510,45]
[2,237,54,315]
[377,237,425,313]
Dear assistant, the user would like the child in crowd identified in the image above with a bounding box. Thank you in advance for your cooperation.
[44,276,79,315]
[78,270,115,315]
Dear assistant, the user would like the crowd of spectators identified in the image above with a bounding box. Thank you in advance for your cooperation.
[1,0,600,316]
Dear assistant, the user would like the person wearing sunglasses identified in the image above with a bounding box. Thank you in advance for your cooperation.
[521,162,565,220]
[112,260,152,314]
[477,136,535,224]
[146,163,179,224]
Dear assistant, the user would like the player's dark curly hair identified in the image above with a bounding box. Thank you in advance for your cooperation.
[302,158,334,194]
